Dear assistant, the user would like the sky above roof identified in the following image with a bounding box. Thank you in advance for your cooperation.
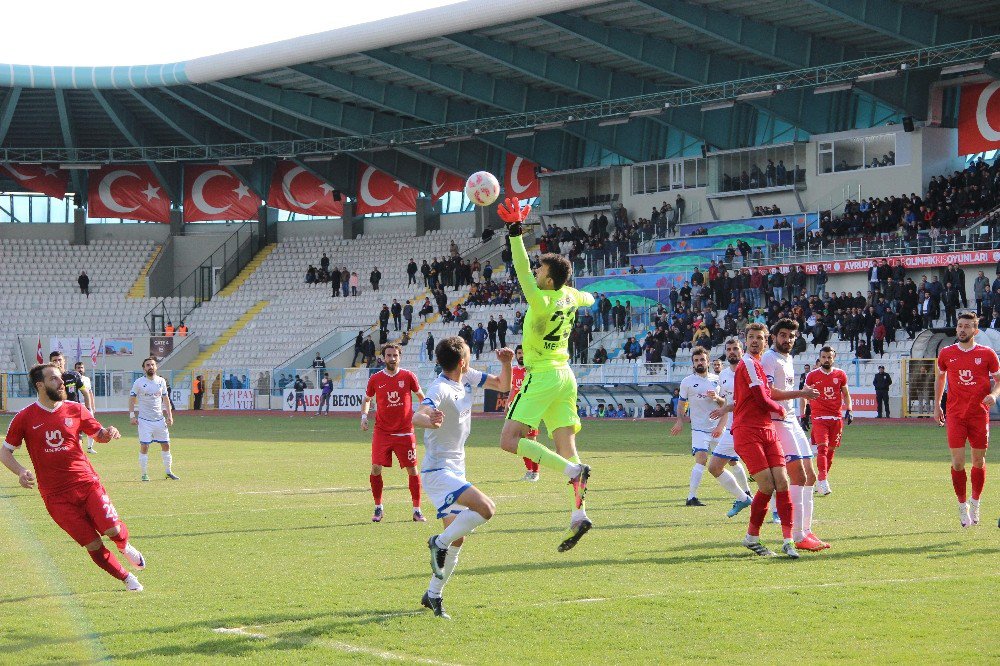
[1,0,462,66]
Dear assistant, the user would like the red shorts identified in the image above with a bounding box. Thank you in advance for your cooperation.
[947,416,990,450]
[372,431,417,468]
[42,482,121,547]
[732,425,785,476]
[811,418,844,448]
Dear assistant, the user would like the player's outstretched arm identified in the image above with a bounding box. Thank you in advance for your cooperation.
[497,198,543,309]
[482,348,514,393]
[0,446,34,489]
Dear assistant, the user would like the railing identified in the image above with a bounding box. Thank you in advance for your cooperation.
[143,223,258,333]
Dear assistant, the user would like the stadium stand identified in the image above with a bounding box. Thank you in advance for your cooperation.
[0,238,185,372]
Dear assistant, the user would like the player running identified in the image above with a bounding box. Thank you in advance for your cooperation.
[130,357,177,481]
[2,363,146,591]
[760,320,827,551]
[496,197,595,552]
[672,346,752,509]
[74,361,98,454]
[934,312,1000,527]
[510,345,542,481]
[806,347,852,495]
[361,343,427,523]
[417,338,513,619]
[732,323,799,558]
[709,339,757,517]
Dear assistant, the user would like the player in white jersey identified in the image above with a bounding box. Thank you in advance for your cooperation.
[710,339,757,517]
[415,337,513,619]
[128,357,177,482]
[759,319,828,551]
[74,361,98,454]
[671,346,753,510]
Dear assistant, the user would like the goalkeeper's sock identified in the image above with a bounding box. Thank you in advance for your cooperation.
[567,454,587,514]
[516,438,580,477]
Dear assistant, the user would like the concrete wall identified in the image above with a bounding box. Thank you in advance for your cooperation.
[439,211,476,231]
[0,222,170,242]
[276,219,344,240]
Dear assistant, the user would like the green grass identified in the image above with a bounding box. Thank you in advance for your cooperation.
[0,413,998,665]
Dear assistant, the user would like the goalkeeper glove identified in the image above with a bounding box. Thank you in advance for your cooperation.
[497,197,531,237]
[845,409,853,425]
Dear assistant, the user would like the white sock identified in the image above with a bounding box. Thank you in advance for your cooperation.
[730,462,751,494]
[790,485,805,541]
[716,469,748,500]
[688,463,706,499]
[161,451,172,473]
[970,498,980,507]
[563,462,583,479]
[139,453,148,474]
[803,485,815,534]
[427,545,461,598]
[571,508,587,524]
[435,509,488,547]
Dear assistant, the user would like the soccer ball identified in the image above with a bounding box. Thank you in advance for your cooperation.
[464,171,500,207]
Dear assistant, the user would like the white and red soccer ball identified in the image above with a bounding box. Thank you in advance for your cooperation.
[464,171,500,207]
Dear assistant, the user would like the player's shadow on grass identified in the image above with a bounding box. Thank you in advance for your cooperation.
[2,628,101,654]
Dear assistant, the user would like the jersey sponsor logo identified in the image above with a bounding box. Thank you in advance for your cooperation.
[44,430,65,448]
[823,386,837,399]
[386,391,401,405]
[958,369,977,386]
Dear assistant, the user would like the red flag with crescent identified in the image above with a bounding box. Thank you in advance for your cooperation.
[87,165,170,222]
[959,82,1000,155]
[267,161,343,216]
[36,336,43,365]
[184,165,259,222]
[430,167,464,203]
[355,164,417,214]
[0,164,68,199]
[504,154,540,199]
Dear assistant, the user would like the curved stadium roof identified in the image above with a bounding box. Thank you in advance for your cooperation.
[0,0,998,201]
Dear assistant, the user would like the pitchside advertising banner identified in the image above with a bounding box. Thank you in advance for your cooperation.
[218,388,255,410]
[282,388,366,412]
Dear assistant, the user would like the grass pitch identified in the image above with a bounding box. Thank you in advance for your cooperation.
[0,413,997,665]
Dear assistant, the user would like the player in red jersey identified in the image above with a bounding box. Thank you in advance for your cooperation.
[806,346,853,495]
[361,343,427,523]
[934,312,1000,527]
[732,323,798,558]
[510,345,541,481]
[1,363,146,591]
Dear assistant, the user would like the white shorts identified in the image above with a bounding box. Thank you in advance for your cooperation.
[691,429,718,455]
[421,468,472,520]
[138,417,170,445]
[774,419,812,462]
[712,429,739,460]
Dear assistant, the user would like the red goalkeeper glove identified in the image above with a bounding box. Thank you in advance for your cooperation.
[497,197,531,236]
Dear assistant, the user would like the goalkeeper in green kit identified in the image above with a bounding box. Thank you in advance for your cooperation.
[496,197,595,552]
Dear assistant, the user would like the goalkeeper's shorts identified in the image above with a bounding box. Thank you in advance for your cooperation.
[505,367,581,438]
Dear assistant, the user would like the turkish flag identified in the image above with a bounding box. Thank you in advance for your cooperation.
[355,164,417,214]
[505,153,540,200]
[36,336,43,365]
[0,164,68,199]
[959,81,1000,155]
[430,167,465,203]
[184,165,260,222]
[87,165,171,222]
[267,161,343,216]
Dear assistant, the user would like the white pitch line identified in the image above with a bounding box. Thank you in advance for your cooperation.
[531,573,1000,607]
[127,502,375,519]
[214,627,463,665]
[240,486,368,495]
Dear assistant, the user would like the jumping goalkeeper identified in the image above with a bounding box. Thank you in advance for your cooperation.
[496,197,595,552]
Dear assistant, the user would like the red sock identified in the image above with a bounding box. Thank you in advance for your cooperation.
[816,445,829,481]
[747,491,771,537]
[825,446,836,474]
[533,460,541,473]
[88,546,128,581]
[370,474,384,505]
[408,474,422,508]
[971,465,986,501]
[951,468,968,503]
[523,457,534,471]
[775,490,793,540]
[108,522,128,552]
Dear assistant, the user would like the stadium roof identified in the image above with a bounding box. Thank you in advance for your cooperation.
[1,0,999,202]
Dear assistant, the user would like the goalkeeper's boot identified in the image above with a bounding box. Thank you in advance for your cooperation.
[558,518,593,553]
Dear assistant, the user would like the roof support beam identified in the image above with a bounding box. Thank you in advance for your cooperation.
[367,46,677,158]
[798,0,974,47]
[53,91,84,200]
[0,87,21,145]
[91,91,178,202]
